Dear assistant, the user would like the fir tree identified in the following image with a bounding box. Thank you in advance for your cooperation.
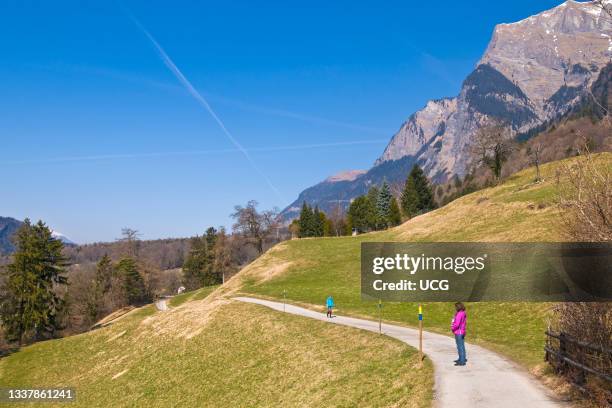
[205,227,217,272]
[0,219,68,345]
[401,165,435,217]
[95,254,113,294]
[366,186,381,230]
[347,196,371,233]
[377,182,393,229]
[182,228,223,289]
[411,165,435,212]
[213,228,233,283]
[203,227,222,285]
[299,202,314,237]
[313,207,324,237]
[116,258,147,306]
[388,197,402,226]
[87,254,113,323]
[182,235,208,290]
[401,176,420,218]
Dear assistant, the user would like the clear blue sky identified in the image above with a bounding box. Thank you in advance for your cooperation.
[0,0,565,243]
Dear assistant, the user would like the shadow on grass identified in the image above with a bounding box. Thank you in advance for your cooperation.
[0,346,20,359]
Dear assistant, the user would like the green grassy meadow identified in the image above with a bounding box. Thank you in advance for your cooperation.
[239,154,611,368]
[1,285,432,408]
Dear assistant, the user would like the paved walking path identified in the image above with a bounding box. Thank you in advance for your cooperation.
[154,299,169,311]
[235,297,564,408]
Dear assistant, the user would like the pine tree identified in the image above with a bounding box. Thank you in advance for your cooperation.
[401,165,435,218]
[116,258,147,306]
[182,235,208,290]
[95,254,113,294]
[411,165,435,212]
[87,254,113,323]
[401,176,420,218]
[347,196,371,233]
[182,228,223,289]
[377,182,393,229]
[299,202,314,237]
[388,197,402,227]
[213,228,233,283]
[205,227,217,276]
[203,227,222,285]
[366,187,381,230]
[0,219,68,345]
[313,207,324,237]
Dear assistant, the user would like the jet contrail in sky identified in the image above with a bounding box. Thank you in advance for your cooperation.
[126,12,286,202]
[2,140,387,165]
[37,62,388,135]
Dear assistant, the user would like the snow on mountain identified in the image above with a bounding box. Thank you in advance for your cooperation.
[376,0,612,182]
[51,230,76,246]
[281,1,612,220]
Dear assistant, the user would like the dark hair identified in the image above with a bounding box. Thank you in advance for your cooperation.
[455,302,465,312]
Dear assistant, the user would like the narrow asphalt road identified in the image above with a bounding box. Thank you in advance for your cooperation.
[155,299,169,311]
[235,297,564,408]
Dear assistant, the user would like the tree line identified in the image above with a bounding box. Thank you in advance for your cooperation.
[291,164,435,237]
[0,199,284,348]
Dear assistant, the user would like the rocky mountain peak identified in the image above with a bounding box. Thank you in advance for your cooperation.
[280,1,612,221]
[482,0,612,107]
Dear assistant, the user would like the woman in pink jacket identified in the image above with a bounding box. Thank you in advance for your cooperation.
[451,302,467,366]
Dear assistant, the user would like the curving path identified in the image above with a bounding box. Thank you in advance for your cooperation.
[154,298,169,311]
[235,297,565,408]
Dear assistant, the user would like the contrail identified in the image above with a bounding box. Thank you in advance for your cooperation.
[38,62,388,135]
[2,140,387,165]
[127,13,286,202]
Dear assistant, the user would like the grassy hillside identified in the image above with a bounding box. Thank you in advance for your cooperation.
[0,286,432,407]
[238,153,612,368]
[2,154,609,406]
[168,285,219,307]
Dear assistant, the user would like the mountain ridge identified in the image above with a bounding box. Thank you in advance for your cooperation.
[0,217,75,255]
[280,0,612,221]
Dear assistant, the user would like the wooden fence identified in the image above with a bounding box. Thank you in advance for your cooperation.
[545,329,611,397]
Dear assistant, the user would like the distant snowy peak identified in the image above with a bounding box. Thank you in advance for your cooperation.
[51,230,76,246]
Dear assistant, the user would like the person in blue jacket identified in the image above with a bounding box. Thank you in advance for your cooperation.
[326,295,335,318]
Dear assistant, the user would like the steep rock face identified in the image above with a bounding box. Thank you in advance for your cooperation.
[482,0,612,113]
[376,98,457,165]
[281,1,612,220]
[376,0,612,183]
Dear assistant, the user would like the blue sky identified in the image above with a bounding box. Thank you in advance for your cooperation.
[0,0,565,243]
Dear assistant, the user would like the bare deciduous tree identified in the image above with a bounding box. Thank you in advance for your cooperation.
[117,228,141,258]
[557,141,612,242]
[470,122,515,182]
[231,200,279,254]
[552,140,612,404]
[526,143,544,182]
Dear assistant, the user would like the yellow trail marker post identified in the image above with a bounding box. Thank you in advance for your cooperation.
[418,304,423,367]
